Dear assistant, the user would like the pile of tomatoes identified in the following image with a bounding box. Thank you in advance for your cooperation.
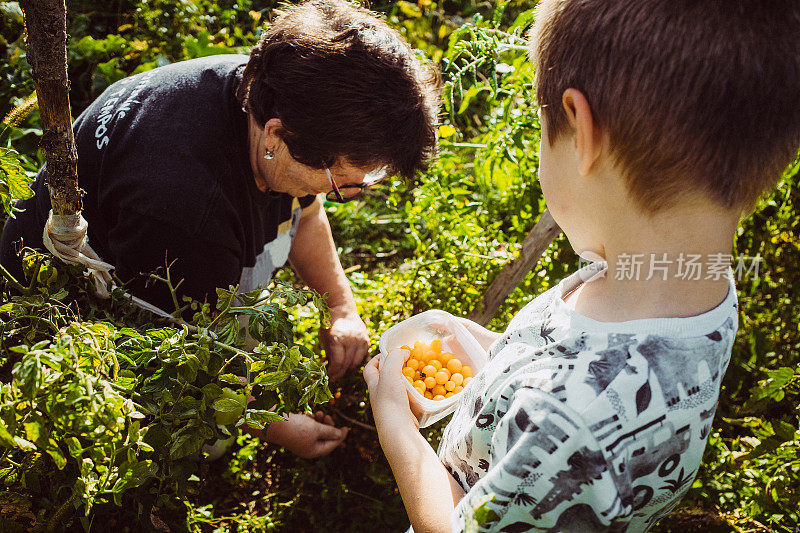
[400,339,473,401]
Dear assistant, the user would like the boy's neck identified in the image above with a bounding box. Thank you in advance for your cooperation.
[572,200,739,322]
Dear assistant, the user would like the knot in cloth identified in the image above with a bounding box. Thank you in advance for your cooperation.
[43,211,114,297]
[42,210,172,318]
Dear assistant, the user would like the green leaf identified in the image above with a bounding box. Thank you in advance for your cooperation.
[280,346,301,373]
[736,437,783,463]
[66,437,82,458]
[254,371,288,388]
[169,432,203,460]
[177,353,201,382]
[750,367,795,403]
[46,439,67,470]
[0,148,34,215]
[23,420,42,443]
[471,493,499,525]
[457,85,490,115]
[244,410,285,429]
[213,397,245,413]
[509,9,536,33]
[397,0,422,18]
[202,383,223,403]
[218,373,244,385]
[0,420,16,448]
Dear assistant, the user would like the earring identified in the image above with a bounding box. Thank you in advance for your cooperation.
[263,148,275,160]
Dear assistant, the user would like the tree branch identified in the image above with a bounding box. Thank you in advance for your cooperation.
[19,0,82,216]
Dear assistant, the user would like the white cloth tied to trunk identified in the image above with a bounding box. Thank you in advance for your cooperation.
[43,210,173,318]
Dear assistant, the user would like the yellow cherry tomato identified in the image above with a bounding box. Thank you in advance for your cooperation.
[402,367,415,378]
[424,391,433,400]
[433,394,446,401]
[430,359,443,371]
[453,385,464,393]
[461,366,473,378]
[414,383,426,396]
[406,358,420,370]
[424,376,437,389]
[445,392,454,398]
[440,352,454,363]
[435,370,450,385]
[421,364,437,377]
[463,377,472,386]
[430,339,443,352]
[413,379,426,390]
[445,380,456,391]
[432,384,446,397]
[410,347,423,360]
[451,372,464,386]
[446,358,462,374]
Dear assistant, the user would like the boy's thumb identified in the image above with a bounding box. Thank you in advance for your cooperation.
[383,348,409,372]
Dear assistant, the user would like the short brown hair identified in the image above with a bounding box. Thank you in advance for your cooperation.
[530,0,800,213]
[237,0,441,179]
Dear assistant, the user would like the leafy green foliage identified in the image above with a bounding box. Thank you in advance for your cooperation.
[0,251,331,529]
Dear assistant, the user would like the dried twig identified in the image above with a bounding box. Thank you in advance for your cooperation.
[333,406,377,433]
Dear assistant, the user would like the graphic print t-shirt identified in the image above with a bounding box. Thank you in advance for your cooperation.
[1,56,315,311]
[439,266,738,532]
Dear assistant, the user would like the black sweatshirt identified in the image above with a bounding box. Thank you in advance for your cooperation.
[1,55,315,312]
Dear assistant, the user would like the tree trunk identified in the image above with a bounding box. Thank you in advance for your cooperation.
[19,0,81,216]
[468,209,561,325]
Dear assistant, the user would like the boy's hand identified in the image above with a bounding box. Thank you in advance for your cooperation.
[454,317,502,351]
[256,411,349,459]
[363,348,420,432]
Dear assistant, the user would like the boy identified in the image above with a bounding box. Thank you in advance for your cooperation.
[364,0,800,531]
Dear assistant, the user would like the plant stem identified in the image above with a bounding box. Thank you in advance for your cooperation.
[332,406,377,433]
[46,492,79,533]
[0,262,28,293]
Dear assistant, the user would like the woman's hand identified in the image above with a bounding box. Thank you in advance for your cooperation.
[256,411,349,459]
[321,306,369,381]
[363,348,419,433]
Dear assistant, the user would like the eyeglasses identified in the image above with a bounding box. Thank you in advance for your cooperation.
[324,166,387,203]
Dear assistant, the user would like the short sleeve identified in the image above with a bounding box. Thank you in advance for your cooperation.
[450,388,622,532]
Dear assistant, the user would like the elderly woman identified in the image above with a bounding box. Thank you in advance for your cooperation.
[0,0,440,457]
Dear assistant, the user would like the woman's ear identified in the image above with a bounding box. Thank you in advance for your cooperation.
[262,117,284,149]
[562,88,603,176]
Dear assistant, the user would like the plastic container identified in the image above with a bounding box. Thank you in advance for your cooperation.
[379,309,487,427]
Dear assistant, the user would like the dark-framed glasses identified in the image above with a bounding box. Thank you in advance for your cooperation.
[324,166,387,203]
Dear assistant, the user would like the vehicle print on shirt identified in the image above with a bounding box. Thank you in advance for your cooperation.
[604,415,692,510]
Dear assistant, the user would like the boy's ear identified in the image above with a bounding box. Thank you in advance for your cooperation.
[562,88,603,176]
